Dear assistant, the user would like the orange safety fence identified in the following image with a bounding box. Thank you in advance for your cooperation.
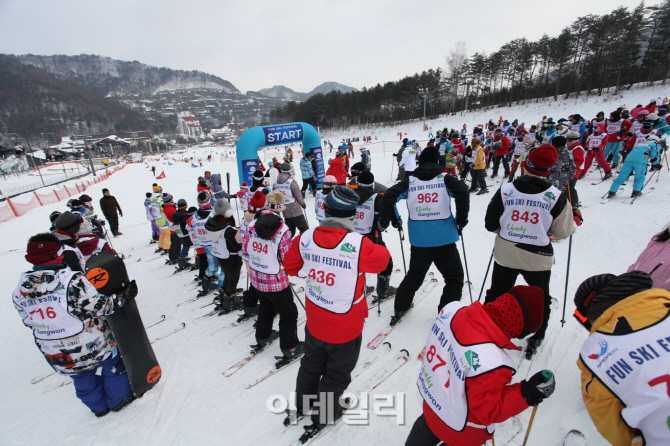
[0,164,127,224]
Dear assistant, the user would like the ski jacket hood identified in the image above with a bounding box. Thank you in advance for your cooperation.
[255,210,283,240]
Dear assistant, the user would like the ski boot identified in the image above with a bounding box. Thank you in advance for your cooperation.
[525,338,542,360]
[154,247,163,253]
[283,408,305,427]
[602,171,613,180]
[467,187,479,193]
[93,409,111,418]
[190,255,200,271]
[372,274,396,305]
[176,257,188,272]
[299,424,325,443]
[251,330,279,354]
[365,285,375,296]
[197,276,215,297]
[606,191,616,199]
[275,342,305,368]
[301,190,306,199]
[611,163,618,169]
[476,188,489,195]
[631,190,642,198]
[508,174,514,183]
[578,173,585,180]
[216,293,244,315]
[111,393,136,412]
[390,310,407,326]
[236,304,258,322]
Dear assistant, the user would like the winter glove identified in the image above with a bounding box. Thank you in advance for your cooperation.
[572,209,583,226]
[301,203,306,210]
[115,280,138,309]
[626,132,634,137]
[521,370,555,406]
[119,212,123,217]
[494,142,502,149]
[99,220,105,226]
[456,219,468,233]
[391,217,403,229]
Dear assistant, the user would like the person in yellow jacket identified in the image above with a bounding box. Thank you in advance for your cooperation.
[468,138,488,194]
[573,270,670,446]
[150,184,171,253]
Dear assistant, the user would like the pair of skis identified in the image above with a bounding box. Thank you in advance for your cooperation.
[367,276,438,350]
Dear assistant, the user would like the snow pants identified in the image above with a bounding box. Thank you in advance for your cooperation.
[105,213,119,236]
[295,328,362,427]
[485,263,551,340]
[216,255,242,297]
[285,215,309,237]
[203,246,219,277]
[610,161,647,193]
[150,220,160,239]
[582,149,611,173]
[395,243,464,313]
[444,167,457,176]
[604,141,622,165]
[255,286,299,351]
[459,163,471,181]
[169,233,181,261]
[405,414,441,446]
[158,227,171,250]
[492,154,510,177]
[70,354,132,413]
[469,169,487,191]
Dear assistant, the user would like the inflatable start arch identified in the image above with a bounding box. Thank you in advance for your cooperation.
[235,122,325,188]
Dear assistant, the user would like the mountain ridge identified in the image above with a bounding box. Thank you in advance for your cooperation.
[255,81,358,101]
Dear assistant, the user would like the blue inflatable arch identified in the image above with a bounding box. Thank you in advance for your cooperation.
[235,122,325,188]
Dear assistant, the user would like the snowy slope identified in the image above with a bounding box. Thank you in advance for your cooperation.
[1,122,668,445]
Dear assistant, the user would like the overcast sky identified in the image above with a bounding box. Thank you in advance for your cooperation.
[0,0,661,94]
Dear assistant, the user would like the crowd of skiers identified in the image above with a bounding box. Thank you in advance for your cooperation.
[12,101,670,446]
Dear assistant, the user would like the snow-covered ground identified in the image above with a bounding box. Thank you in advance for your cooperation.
[1,92,669,446]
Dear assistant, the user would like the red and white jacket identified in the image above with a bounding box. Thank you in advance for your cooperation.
[604,118,632,142]
[422,302,529,446]
[568,141,585,178]
[284,224,389,344]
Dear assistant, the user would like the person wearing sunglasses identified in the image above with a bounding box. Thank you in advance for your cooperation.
[574,271,670,446]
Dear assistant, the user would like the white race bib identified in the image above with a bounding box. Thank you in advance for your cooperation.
[298,229,363,313]
[210,226,234,259]
[407,175,452,221]
[188,216,212,248]
[513,141,525,157]
[417,302,514,433]
[606,120,622,134]
[580,316,670,445]
[315,192,326,221]
[354,194,376,234]
[499,183,560,246]
[273,178,295,205]
[247,220,289,275]
[587,135,606,149]
[635,130,650,146]
[14,269,84,340]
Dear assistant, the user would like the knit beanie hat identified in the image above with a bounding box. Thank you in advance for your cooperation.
[551,135,567,149]
[252,169,265,182]
[241,182,248,189]
[248,190,266,212]
[152,183,161,192]
[610,110,621,121]
[573,271,654,331]
[523,134,534,145]
[281,162,292,173]
[483,285,545,339]
[264,191,286,213]
[55,211,82,235]
[70,199,85,211]
[177,199,187,209]
[197,191,212,209]
[565,131,580,140]
[162,193,173,204]
[471,137,482,146]
[357,171,374,187]
[324,185,358,218]
[79,194,92,203]
[146,192,152,198]
[322,175,338,189]
[350,162,366,176]
[647,113,658,121]
[25,233,62,265]
[198,176,206,183]
[213,199,233,218]
[523,144,558,177]
[49,211,61,225]
[418,146,439,164]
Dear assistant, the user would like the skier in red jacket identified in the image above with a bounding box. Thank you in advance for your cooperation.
[491,129,510,179]
[326,152,348,185]
[406,285,555,446]
[284,186,390,442]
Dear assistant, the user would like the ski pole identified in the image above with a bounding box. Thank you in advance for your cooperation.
[226,172,231,203]
[103,224,114,250]
[521,406,539,446]
[398,227,407,275]
[290,284,306,310]
[560,181,575,327]
[641,168,659,191]
[390,153,395,182]
[460,231,473,304]
[478,248,494,302]
[234,195,241,223]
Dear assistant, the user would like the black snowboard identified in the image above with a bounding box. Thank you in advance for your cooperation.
[85,252,161,397]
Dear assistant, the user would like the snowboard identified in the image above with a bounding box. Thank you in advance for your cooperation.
[85,252,161,397]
